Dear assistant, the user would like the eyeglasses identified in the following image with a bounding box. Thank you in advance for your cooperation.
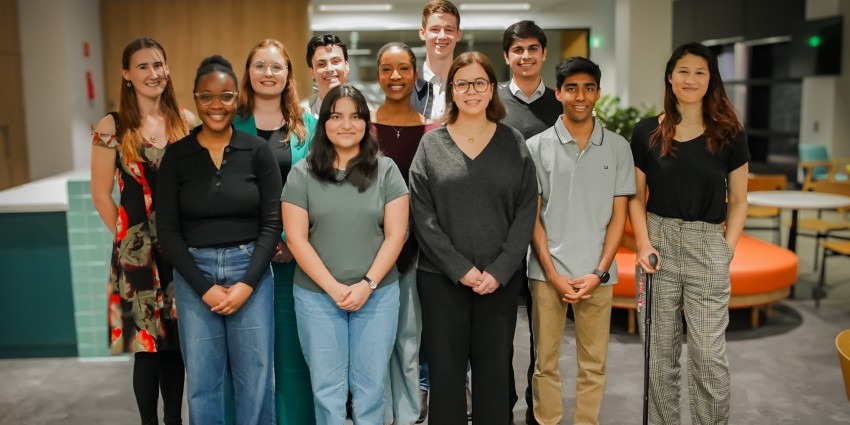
[251,61,287,76]
[194,92,238,106]
[451,79,492,94]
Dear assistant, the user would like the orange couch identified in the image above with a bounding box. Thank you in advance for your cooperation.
[612,232,798,333]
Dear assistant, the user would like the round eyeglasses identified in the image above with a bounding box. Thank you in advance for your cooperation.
[251,61,287,76]
[451,79,492,94]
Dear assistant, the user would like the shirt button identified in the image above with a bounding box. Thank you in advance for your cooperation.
[224,147,230,153]
[221,160,227,165]
[215,182,222,187]
[215,171,221,176]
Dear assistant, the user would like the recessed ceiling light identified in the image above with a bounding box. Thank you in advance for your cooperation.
[318,4,392,12]
[459,3,531,11]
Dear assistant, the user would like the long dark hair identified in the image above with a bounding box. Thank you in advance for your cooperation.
[444,51,505,124]
[118,37,187,162]
[651,42,743,157]
[239,39,308,145]
[307,85,379,192]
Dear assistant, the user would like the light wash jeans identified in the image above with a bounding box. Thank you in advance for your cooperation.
[174,243,275,425]
[295,282,399,425]
[384,265,422,425]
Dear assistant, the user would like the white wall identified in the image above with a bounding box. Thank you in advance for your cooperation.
[615,0,672,110]
[800,0,850,156]
[18,0,105,179]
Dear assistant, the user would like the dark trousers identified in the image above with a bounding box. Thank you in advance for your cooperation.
[134,350,185,425]
[418,269,522,425]
[508,273,537,424]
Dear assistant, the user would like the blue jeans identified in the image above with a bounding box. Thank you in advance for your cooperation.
[384,264,422,425]
[174,243,275,425]
[295,282,400,425]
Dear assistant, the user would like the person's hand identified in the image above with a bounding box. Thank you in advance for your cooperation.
[472,272,500,295]
[548,272,580,304]
[211,282,254,315]
[201,285,228,309]
[337,281,372,312]
[570,274,601,301]
[271,240,294,263]
[636,245,661,274]
[459,267,484,288]
[326,282,350,304]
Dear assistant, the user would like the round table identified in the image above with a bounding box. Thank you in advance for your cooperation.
[748,190,850,300]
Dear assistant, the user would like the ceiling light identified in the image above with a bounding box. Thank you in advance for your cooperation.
[459,3,531,11]
[318,4,392,12]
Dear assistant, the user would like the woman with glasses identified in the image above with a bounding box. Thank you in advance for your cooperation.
[157,55,281,425]
[282,84,409,425]
[233,38,317,425]
[91,37,193,425]
[409,51,537,425]
[372,42,439,425]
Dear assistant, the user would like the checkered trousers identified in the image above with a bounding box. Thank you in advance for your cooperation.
[637,213,732,425]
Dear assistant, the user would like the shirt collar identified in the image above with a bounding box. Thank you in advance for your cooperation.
[509,78,545,103]
[187,124,252,151]
[555,116,605,146]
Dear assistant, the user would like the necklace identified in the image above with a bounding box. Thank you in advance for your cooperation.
[389,109,415,139]
[454,122,491,143]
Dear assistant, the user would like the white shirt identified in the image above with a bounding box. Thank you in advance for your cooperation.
[422,62,447,120]
[509,78,546,104]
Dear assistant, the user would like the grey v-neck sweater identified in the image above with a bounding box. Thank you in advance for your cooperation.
[409,123,538,285]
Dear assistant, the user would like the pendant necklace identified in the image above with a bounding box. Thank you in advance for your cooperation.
[390,109,415,139]
[455,122,491,143]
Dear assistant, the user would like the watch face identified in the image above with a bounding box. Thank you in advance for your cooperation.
[369,281,378,289]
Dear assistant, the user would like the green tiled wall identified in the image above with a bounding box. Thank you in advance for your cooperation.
[66,178,115,358]
[0,211,76,358]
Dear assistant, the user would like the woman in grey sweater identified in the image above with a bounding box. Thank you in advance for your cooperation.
[409,51,537,425]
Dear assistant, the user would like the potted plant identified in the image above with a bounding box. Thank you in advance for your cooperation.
[594,95,657,141]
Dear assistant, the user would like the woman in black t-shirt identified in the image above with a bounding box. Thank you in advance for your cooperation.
[628,42,749,425]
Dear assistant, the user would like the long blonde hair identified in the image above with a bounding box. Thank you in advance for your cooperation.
[117,37,188,162]
[239,39,308,144]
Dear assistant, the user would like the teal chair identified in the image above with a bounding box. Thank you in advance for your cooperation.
[799,145,848,191]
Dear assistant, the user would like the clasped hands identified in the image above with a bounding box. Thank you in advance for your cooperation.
[460,267,500,295]
[549,273,599,304]
[202,282,254,315]
[330,281,373,312]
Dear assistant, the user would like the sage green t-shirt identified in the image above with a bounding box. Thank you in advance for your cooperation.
[281,156,409,292]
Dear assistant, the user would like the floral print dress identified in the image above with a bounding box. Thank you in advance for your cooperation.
[93,114,179,354]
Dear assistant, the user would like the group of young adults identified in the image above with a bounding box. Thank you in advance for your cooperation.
[91,1,749,424]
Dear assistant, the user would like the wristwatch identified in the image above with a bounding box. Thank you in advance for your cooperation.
[592,268,610,283]
[363,275,378,290]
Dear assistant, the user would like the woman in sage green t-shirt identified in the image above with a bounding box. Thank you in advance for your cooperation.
[281,84,409,425]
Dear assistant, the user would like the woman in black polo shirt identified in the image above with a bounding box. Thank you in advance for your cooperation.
[157,55,282,425]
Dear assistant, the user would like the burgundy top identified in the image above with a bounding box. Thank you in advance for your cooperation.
[374,122,441,272]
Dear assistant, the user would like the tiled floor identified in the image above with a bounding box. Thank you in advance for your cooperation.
[2,212,850,424]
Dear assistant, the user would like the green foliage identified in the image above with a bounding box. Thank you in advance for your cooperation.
[594,95,657,141]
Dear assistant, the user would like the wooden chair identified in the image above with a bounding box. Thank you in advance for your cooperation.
[798,181,850,271]
[836,330,850,402]
[745,174,787,244]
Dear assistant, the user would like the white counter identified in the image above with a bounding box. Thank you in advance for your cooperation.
[0,170,90,213]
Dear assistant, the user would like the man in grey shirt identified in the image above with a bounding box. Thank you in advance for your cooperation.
[525,57,635,425]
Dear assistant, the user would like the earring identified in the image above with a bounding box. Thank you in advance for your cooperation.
[126,81,131,88]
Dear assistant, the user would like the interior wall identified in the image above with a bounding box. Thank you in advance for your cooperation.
[101,0,311,122]
[800,0,850,156]
[0,0,28,189]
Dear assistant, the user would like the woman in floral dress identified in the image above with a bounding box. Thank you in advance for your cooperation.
[91,37,194,425]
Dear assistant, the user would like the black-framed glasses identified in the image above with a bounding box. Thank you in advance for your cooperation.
[194,92,238,106]
[451,79,492,94]
[251,61,287,76]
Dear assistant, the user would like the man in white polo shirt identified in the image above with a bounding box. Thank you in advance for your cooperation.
[525,57,635,425]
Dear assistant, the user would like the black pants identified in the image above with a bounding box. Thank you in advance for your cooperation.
[134,350,185,425]
[418,270,522,425]
[508,272,537,424]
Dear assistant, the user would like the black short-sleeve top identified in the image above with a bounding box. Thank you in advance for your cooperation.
[631,116,750,224]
